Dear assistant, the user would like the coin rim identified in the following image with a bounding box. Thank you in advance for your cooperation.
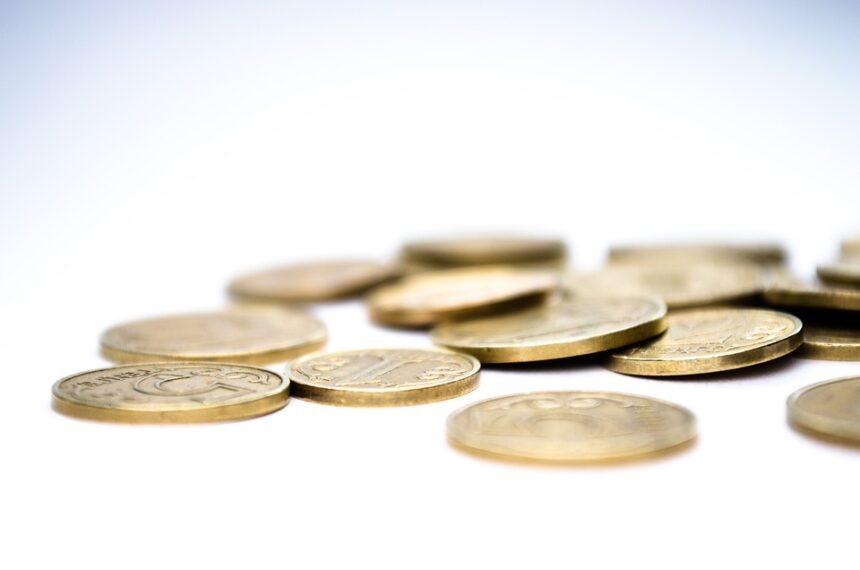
[787,375,860,442]
[816,262,860,289]
[400,236,566,266]
[764,283,860,311]
[797,326,860,361]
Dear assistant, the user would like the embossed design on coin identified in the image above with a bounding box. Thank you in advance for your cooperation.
[52,362,288,423]
[799,325,860,361]
[401,234,566,266]
[431,296,667,363]
[229,259,401,302]
[447,391,696,462]
[606,308,803,376]
[764,278,860,311]
[788,376,860,443]
[288,348,480,406]
[367,266,558,327]
[101,306,327,364]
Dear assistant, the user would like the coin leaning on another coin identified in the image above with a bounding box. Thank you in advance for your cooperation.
[788,376,860,443]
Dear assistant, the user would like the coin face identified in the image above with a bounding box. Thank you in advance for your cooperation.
[566,262,764,309]
[608,242,786,265]
[101,306,327,364]
[367,266,558,327]
[431,296,667,363]
[605,308,803,376]
[799,325,860,360]
[229,259,401,302]
[447,391,696,462]
[52,362,288,423]
[788,376,860,442]
[401,234,566,266]
[288,348,480,406]
[764,279,860,311]
[816,261,860,288]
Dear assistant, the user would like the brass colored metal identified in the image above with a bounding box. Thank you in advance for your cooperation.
[367,266,558,327]
[608,242,786,265]
[605,308,802,376]
[431,296,667,363]
[401,235,566,266]
[52,362,288,423]
[841,236,860,260]
[816,261,860,289]
[229,259,401,302]
[101,306,326,364]
[447,391,696,463]
[799,325,860,360]
[788,376,860,443]
[288,348,480,406]
[764,279,860,311]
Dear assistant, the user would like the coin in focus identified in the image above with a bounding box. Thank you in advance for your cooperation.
[367,266,558,327]
[566,262,764,309]
[431,296,667,363]
[101,306,327,364]
[400,234,566,267]
[816,261,860,289]
[288,348,480,406]
[605,308,803,376]
[764,278,860,312]
[52,362,288,423]
[229,259,401,303]
[447,391,696,463]
[608,242,786,266]
[788,376,860,443]
[799,324,860,360]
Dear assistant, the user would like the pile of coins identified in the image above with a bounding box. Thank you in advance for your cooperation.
[52,234,860,463]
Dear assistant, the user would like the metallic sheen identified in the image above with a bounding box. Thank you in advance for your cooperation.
[788,376,860,443]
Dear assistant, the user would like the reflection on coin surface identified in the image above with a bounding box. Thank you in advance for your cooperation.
[799,325,860,360]
[816,261,860,288]
[447,391,696,462]
[431,296,667,363]
[52,362,288,423]
[566,262,764,309]
[764,279,860,311]
[788,376,860,442]
[229,259,401,302]
[606,308,803,376]
[367,266,558,327]
[401,234,566,266]
[608,242,786,265]
[101,306,327,364]
[288,348,480,406]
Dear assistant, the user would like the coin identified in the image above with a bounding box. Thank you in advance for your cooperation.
[764,279,860,311]
[400,234,566,266]
[566,262,764,309]
[367,266,558,327]
[788,376,860,443]
[841,236,860,260]
[52,362,288,423]
[816,261,860,289]
[229,259,401,303]
[288,348,480,406]
[447,391,696,463]
[605,308,803,376]
[798,324,860,360]
[101,306,327,364]
[431,296,667,363]
[608,242,786,265]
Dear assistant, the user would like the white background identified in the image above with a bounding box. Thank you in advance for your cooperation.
[2,1,860,568]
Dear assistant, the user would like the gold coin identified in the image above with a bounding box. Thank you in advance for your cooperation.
[566,262,764,309]
[288,348,480,406]
[101,306,326,364]
[608,242,786,265]
[52,362,288,423]
[841,236,860,260]
[605,308,803,376]
[799,325,860,360]
[431,296,667,363]
[367,266,558,327]
[788,376,860,443]
[400,234,566,266]
[816,261,860,288]
[764,278,860,311]
[447,391,696,463]
[229,259,401,303]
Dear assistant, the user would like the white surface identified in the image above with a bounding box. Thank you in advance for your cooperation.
[3,2,860,569]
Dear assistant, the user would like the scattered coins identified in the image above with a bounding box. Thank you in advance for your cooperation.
[101,306,327,364]
[447,391,696,463]
[788,376,860,443]
[288,348,480,406]
[799,325,860,360]
[400,234,566,267]
[52,362,288,423]
[764,279,860,312]
[367,266,558,327]
[608,242,786,266]
[816,261,860,289]
[229,259,401,303]
[606,308,803,376]
[566,262,764,309]
[431,296,667,363]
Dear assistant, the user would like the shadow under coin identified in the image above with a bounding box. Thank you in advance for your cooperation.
[482,353,605,373]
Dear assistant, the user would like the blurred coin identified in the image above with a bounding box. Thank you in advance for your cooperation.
[798,325,860,360]
[288,348,479,406]
[816,261,860,289]
[367,266,558,327]
[605,308,802,376]
[401,234,566,266]
[101,306,326,364]
[788,376,860,443]
[566,262,764,309]
[431,296,666,363]
[608,242,786,265]
[841,236,860,260]
[764,278,860,312]
[447,391,696,463]
[229,259,401,303]
[52,362,288,423]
